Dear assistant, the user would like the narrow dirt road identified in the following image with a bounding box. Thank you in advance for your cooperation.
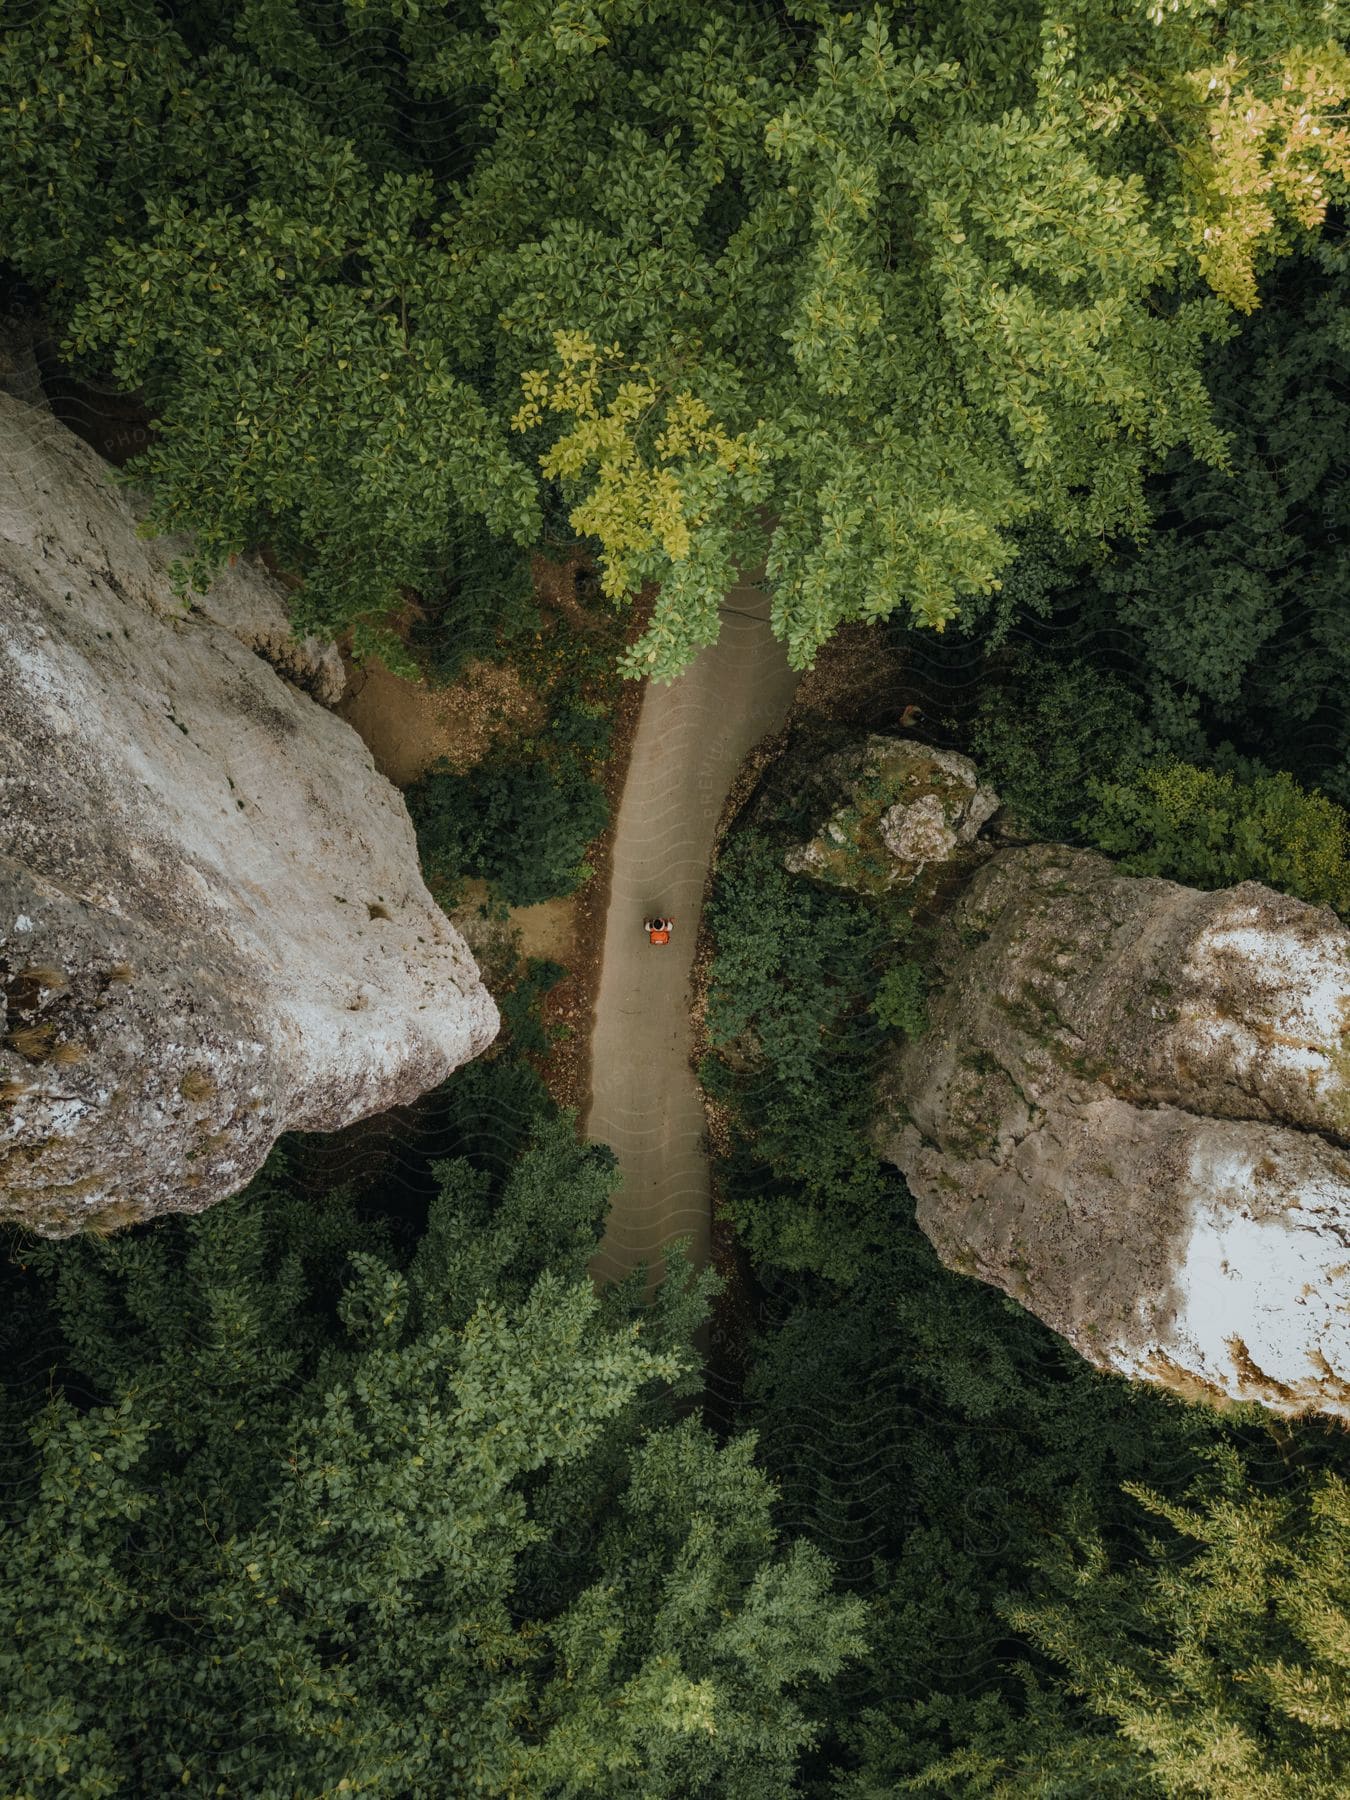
[585,574,799,1290]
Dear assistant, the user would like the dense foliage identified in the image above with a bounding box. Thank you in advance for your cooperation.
[739,1225,1350,1797]
[7,5,1350,1794]
[4,1,1350,675]
[1076,234,1350,805]
[498,955,568,1055]
[404,514,542,687]
[0,1055,864,1796]
[703,827,895,1282]
[961,232,1350,852]
[967,650,1350,914]
[1081,760,1350,914]
[968,648,1153,841]
[697,558,1350,1789]
[701,800,1350,1798]
[1005,1448,1350,1797]
[408,743,609,907]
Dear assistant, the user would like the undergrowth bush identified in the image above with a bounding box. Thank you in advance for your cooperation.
[1079,761,1350,915]
[498,957,567,1056]
[408,748,607,908]
[870,961,929,1040]
[406,521,540,687]
[968,650,1152,841]
[705,829,895,1282]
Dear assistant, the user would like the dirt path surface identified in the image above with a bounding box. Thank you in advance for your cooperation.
[585,575,799,1289]
[336,652,543,788]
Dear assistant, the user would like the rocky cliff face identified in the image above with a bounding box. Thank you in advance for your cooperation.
[875,844,1350,1419]
[0,352,498,1236]
[766,724,1350,1419]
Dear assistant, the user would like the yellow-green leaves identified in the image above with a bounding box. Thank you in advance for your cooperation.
[9,0,1350,682]
[1176,44,1350,311]
[513,331,767,664]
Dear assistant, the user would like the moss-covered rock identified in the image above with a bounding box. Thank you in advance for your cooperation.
[779,733,999,905]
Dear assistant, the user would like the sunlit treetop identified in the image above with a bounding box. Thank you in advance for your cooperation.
[3,0,1347,677]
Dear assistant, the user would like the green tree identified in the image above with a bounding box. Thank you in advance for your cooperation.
[526,1420,867,1798]
[0,1107,863,1796]
[956,236,1350,814]
[407,743,609,907]
[738,1210,1350,1800]
[968,649,1153,842]
[998,1448,1350,1798]
[4,1,1349,676]
[1079,760,1350,915]
[704,828,894,1281]
[1079,235,1350,802]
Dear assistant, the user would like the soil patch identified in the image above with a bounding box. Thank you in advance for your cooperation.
[530,545,609,634]
[788,618,909,727]
[507,894,577,965]
[449,880,577,968]
[337,652,544,788]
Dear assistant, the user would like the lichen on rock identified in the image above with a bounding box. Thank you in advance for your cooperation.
[0,378,498,1236]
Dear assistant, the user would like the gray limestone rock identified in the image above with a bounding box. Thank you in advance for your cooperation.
[781,733,999,901]
[875,844,1350,1418]
[0,317,345,705]
[0,383,498,1236]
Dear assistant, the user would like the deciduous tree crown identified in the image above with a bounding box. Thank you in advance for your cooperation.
[4,0,1347,676]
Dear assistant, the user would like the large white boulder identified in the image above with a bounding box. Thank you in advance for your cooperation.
[875,844,1350,1419]
[0,365,498,1236]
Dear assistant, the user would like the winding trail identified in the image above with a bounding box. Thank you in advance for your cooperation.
[585,573,799,1290]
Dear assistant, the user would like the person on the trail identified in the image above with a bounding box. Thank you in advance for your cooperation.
[644,916,673,944]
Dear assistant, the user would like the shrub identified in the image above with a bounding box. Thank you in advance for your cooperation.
[968,650,1151,841]
[1080,761,1350,914]
[498,957,567,1056]
[705,830,895,1281]
[407,750,607,908]
[870,961,928,1040]
[549,697,613,760]
[406,521,540,687]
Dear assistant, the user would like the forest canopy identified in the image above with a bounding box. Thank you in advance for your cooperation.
[7,5,1350,1795]
[3,0,1349,675]
[0,1072,865,1796]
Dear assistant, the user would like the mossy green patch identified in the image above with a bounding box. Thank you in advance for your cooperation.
[792,743,986,900]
